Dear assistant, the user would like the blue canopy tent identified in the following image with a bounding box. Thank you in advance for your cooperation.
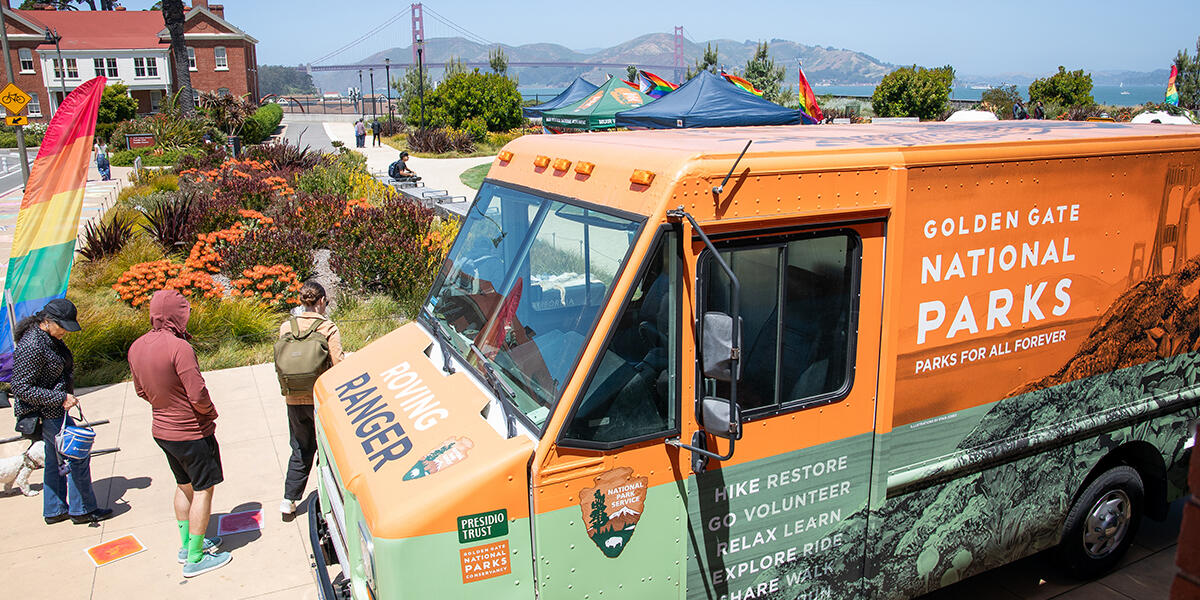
[614,71,816,129]
[523,77,600,118]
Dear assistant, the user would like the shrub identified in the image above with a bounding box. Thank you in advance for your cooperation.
[111,146,203,167]
[463,116,488,142]
[78,215,134,262]
[71,235,167,293]
[980,85,1024,120]
[406,127,475,154]
[247,140,320,171]
[377,118,406,136]
[241,102,284,144]
[166,269,224,302]
[407,71,523,132]
[329,198,442,315]
[140,195,194,253]
[871,65,955,121]
[230,264,302,311]
[1028,66,1095,109]
[112,260,185,308]
[269,192,348,244]
[98,83,138,125]
[221,226,316,279]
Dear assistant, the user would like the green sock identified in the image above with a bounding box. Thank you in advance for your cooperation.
[177,521,190,548]
[187,532,205,563]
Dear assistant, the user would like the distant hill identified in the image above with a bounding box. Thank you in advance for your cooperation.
[309,33,893,94]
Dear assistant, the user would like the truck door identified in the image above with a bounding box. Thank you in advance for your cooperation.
[686,221,885,600]
[530,228,689,599]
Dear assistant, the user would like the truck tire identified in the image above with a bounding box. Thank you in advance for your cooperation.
[1055,465,1143,578]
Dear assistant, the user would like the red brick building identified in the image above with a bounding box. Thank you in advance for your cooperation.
[0,0,258,122]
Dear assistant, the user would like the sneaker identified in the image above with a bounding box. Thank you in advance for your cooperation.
[182,550,232,578]
[71,508,115,525]
[280,499,297,516]
[177,536,223,564]
[44,513,70,525]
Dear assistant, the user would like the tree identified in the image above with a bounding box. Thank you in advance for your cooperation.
[626,65,638,83]
[980,85,1024,120]
[408,70,523,131]
[588,490,608,532]
[199,91,255,136]
[396,67,433,121]
[685,43,719,80]
[161,0,195,117]
[20,0,113,9]
[97,83,137,124]
[743,41,789,104]
[444,56,466,79]
[871,65,955,121]
[489,47,508,76]
[1027,66,1094,108]
[1174,37,1200,110]
[258,66,318,96]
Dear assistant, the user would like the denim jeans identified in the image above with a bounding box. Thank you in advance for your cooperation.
[97,157,111,181]
[41,415,99,517]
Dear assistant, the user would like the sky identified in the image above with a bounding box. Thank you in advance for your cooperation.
[114,0,1200,76]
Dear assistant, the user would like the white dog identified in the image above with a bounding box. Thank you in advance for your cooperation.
[0,441,46,496]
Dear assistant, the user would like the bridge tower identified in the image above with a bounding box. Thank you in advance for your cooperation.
[411,3,425,66]
[673,26,684,83]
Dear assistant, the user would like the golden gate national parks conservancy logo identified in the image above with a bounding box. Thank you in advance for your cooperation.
[577,467,647,558]
[403,436,474,480]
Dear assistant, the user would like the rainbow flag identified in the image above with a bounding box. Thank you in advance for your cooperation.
[797,63,824,122]
[1167,64,1179,106]
[721,71,763,97]
[0,77,105,379]
[638,70,677,98]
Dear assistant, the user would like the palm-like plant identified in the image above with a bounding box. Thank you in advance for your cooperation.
[199,91,256,136]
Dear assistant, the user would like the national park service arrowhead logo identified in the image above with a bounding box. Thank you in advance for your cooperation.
[403,436,474,481]
[577,467,647,558]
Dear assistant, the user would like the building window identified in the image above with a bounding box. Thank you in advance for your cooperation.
[134,57,158,77]
[150,90,162,113]
[187,46,196,71]
[214,46,228,70]
[218,87,230,96]
[92,57,118,78]
[18,48,33,73]
[53,58,79,79]
[28,93,40,117]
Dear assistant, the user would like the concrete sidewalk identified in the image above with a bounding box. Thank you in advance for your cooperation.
[322,120,491,213]
[0,363,320,600]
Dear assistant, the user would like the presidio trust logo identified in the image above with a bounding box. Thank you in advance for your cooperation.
[577,467,648,558]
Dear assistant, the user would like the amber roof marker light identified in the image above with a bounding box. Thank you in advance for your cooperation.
[534,155,551,169]
[552,158,572,172]
[497,150,514,163]
[575,161,595,176]
[630,169,656,186]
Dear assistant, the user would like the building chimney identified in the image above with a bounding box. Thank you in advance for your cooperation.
[208,4,224,18]
[192,0,208,8]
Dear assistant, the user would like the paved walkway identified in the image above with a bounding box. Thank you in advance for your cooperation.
[322,120,492,214]
[0,363,320,600]
[279,116,336,154]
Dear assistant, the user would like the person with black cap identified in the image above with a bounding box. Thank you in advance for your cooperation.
[11,298,113,525]
[388,151,420,183]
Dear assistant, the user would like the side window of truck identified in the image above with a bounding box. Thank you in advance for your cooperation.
[560,232,679,447]
[703,231,860,416]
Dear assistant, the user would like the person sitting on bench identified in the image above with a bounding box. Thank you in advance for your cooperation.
[389,152,421,182]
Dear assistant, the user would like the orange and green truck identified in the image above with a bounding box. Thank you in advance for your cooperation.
[308,121,1200,599]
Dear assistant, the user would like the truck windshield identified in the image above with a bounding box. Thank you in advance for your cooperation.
[423,182,641,430]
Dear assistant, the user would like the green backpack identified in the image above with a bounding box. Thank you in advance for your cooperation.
[274,316,332,395]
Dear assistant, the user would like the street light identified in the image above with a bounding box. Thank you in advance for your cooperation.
[357,69,363,115]
[44,28,66,108]
[417,35,425,129]
[369,68,375,123]
[384,57,392,121]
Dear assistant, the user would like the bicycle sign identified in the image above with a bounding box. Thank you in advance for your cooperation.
[0,83,31,115]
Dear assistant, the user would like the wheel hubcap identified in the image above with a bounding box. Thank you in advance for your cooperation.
[1082,489,1131,558]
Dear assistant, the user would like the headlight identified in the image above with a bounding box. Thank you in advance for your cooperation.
[357,519,377,594]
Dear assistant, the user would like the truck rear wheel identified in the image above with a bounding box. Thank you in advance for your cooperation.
[1055,465,1143,578]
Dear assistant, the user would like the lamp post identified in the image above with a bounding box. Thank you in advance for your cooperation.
[0,5,29,183]
[45,28,66,111]
[369,68,376,122]
[384,57,392,121]
[357,69,363,115]
[416,35,425,129]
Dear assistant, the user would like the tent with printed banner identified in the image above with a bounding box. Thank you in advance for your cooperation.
[541,78,655,131]
[523,77,600,118]
[614,71,815,129]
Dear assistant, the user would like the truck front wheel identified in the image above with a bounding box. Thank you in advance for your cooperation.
[1055,465,1143,578]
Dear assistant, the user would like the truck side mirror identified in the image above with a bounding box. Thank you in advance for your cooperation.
[700,396,741,439]
[701,312,742,381]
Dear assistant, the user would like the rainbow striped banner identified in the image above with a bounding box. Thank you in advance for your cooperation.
[638,70,677,98]
[1167,64,1179,106]
[0,76,105,379]
[797,62,824,123]
[721,70,763,97]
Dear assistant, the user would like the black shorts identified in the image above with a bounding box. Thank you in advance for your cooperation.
[155,435,224,491]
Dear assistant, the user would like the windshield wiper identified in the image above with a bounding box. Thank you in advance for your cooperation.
[421,309,456,374]
[469,344,518,438]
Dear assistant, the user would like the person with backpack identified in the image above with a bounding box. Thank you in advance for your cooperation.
[371,117,383,147]
[275,281,343,516]
[128,290,230,577]
[389,151,420,183]
[1012,99,1029,120]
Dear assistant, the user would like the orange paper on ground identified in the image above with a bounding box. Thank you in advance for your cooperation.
[86,534,146,567]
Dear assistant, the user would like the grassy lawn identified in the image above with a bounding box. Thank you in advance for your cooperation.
[460,163,490,189]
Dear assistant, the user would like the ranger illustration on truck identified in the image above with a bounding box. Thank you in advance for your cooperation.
[308,120,1200,599]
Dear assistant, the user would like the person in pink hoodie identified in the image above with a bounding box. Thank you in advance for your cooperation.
[128,290,231,578]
